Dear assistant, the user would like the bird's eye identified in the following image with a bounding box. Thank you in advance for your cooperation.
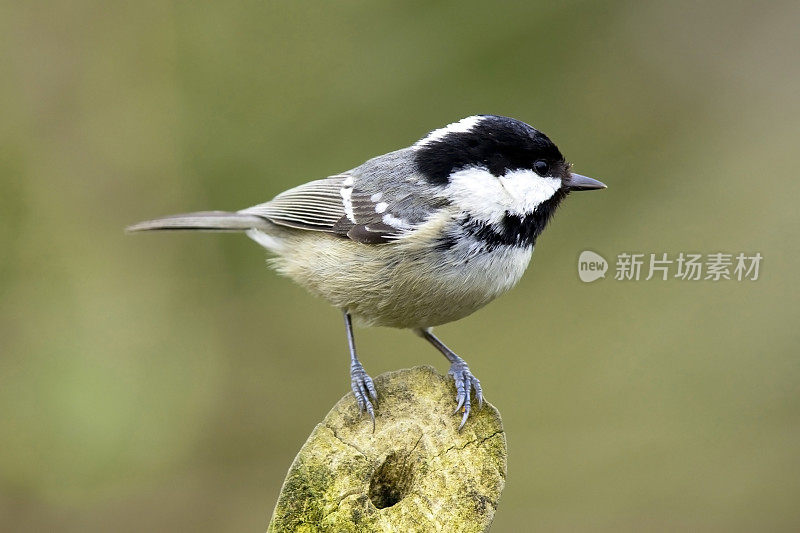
[533,160,549,176]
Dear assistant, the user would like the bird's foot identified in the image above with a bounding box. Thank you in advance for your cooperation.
[448,359,484,431]
[350,360,378,429]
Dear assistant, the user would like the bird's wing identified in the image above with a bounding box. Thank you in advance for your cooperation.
[241,157,443,244]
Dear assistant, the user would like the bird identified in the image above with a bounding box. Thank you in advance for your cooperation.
[127,114,606,430]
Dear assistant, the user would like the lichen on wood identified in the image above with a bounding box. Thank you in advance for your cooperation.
[268,365,507,532]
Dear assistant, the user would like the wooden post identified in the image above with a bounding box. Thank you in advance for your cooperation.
[268,366,507,532]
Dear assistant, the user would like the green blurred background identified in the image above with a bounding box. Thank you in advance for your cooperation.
[1,1,798,531]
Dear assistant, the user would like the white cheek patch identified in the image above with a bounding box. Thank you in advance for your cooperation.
[446,167,563,222]
[445,167,508,223]
[498,170,561,214]
[414,116,483,148]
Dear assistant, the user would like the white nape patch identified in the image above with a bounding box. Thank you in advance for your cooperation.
[342,176,354,187]
[374,202,388,213]
[382,213,411,229]
[446,166,562,223]
[413,116,483,148]
[246,229,284,252]
[370,192,383,202]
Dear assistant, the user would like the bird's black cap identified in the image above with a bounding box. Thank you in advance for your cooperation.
[414,115,566,185]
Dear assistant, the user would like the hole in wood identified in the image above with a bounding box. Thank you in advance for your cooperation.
[368,452,414,509]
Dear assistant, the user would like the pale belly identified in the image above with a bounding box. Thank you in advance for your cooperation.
[263,228,533,329]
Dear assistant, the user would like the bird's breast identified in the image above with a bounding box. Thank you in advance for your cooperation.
[269,213,534,329]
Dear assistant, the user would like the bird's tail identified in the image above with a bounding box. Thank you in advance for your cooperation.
[126,211,271,233]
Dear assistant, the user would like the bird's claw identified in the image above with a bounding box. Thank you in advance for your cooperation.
[351,362,377,430]
[448,360,483,430]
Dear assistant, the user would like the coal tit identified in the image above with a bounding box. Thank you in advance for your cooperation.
[127,115,606,430]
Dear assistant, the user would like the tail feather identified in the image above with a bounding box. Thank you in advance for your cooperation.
[126,211,271,232]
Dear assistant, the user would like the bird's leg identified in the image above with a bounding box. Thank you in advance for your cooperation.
[343,311,377,429]
[415,328,483,430]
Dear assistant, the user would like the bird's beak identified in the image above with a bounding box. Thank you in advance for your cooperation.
[567,173,607,191]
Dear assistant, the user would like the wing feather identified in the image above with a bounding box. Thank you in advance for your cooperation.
[240,175,411,243]
[241,147,445,244]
